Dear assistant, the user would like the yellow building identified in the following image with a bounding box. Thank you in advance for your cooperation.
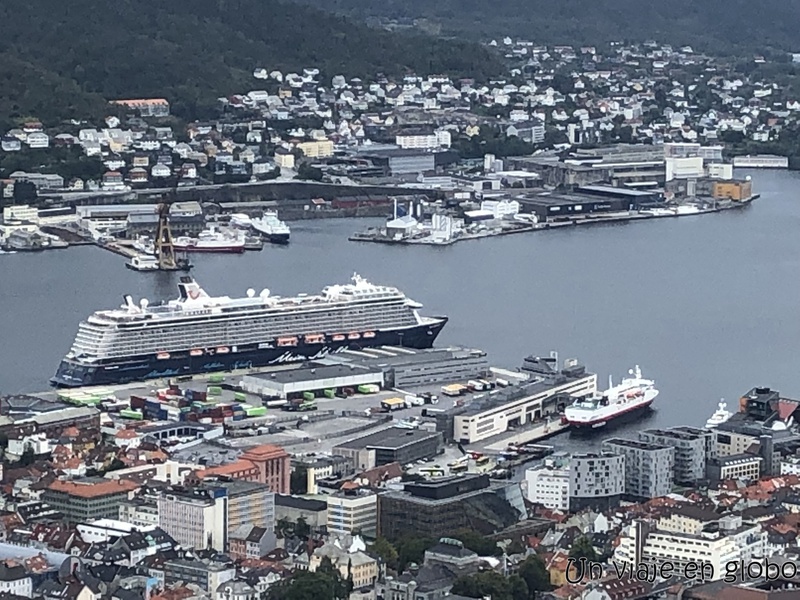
[296,140,334,159]
[274,149,295,169]
[713,180,752,201]
[309,543,378,588]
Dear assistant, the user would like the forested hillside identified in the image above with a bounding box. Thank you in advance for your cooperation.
[0,0,503,126]
[292,0,800,56]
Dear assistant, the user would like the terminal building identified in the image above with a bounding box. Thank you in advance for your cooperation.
[449,355,596,444]
[324,346,491,389]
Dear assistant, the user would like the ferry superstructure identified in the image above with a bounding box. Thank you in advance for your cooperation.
[563,365,658,431]
[252,211,290,245]
[52,274,447,387]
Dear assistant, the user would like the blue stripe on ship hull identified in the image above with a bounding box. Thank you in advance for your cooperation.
[50,319,446,388]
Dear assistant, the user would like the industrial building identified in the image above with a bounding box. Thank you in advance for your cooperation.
[240,364,384,399]
[332,428,444,471]
[376,474,524,541]
[324,346,490,389]
[601,438,675,499]
[639,427,716,486]
[451,356,596,444]
[515,185,662,222]
[509,144,666,188]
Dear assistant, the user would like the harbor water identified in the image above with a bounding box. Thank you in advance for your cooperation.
[1,170,800,442]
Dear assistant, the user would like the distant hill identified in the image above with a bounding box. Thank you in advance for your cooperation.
[0,0,503,127]
[290,0,800,56]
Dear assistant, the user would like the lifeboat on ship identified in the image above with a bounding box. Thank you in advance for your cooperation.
[216,347,230,354]
[305,334,325,344]
[157,352,170,360]
[190,349,204,357]
[332,334,346,342]
[363,331,376,339]
[348,332,361,340]
[277,337,298,347]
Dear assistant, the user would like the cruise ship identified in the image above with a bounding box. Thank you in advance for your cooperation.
[51,274,448,387]
[252,211,290,244]
[563,366,658,431]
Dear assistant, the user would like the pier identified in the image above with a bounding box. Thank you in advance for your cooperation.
[349,195,759,246]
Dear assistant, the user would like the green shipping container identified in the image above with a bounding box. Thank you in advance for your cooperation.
[208,374,224,383]
[246,407,267,417]
[357,385,371,394]
[207,386,222,396]
[120,409,143,420]
[234,392,247,402]
[324,389,336,399]
[302,391,315,401]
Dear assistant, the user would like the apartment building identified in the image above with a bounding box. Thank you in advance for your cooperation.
[326,486,378,538]
[707,454,763,483]
[569,453,625,512]
[601,438,674,499]
[525,461,570,511]
[157,486,228,551]
[615,508,768,581]
[639,427,714,485]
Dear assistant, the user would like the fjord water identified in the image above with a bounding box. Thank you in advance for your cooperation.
[1,170,799,438]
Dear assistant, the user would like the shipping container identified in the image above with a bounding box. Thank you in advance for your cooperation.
[209,374,224,384]
[357,384,379,394]
[246,406,267,417]
[207,386,222,396]
[120,409,144,420]
[324,389,336,399]
[234,392,247,402]
[302,391,315,401]
[381,398,406,411]
[441,384,466,397]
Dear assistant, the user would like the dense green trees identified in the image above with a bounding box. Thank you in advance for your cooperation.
[453,126,535,158]
[568,536,599,562]
[0,147,105,181]
[0,0,503,124]
[295,0,800,58]
[452,571,529,600]
[267,557,350,600]
[517,555,552,595]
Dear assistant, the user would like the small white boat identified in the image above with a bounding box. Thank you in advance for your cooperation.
[126,254,160,271]
[705,399,732,429]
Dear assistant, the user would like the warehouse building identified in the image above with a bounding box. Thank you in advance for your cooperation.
[515,186,661,222]
[240,364,383,399]
[333,428,444,471]
[325,346,490,388]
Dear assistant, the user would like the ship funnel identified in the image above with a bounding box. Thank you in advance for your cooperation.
[123,295,135,309]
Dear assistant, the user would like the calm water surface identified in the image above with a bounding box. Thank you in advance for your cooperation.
[1,169,799,441]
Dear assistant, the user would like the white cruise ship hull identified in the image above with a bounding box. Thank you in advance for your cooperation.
[564,390,658,431]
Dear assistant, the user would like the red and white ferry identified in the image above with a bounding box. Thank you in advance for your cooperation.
[563,365,658,431]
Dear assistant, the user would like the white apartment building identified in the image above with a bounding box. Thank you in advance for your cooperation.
[158,487,228,552]
[615,512,768,581]
[326,491,378,538]
[119,500,160,528]
[525,464,570,511]
[396,129,452,150]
